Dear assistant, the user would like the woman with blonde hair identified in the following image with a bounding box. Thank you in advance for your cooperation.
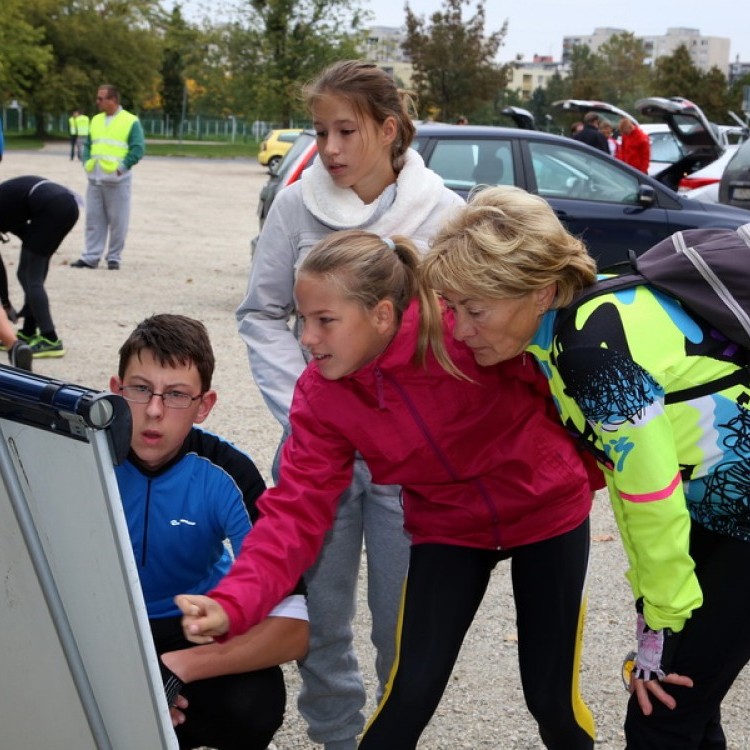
[420,185,750,750]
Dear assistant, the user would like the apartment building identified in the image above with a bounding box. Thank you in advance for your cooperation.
[563,27,730,74]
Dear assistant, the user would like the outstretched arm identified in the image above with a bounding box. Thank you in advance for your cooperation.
[162,611,309,683]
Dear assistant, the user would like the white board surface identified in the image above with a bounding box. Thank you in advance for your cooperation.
[0,368,177,749]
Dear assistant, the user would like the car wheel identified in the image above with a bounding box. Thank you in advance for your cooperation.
[268,155,282,171]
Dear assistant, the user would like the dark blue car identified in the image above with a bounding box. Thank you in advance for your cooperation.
[255,123,750,271]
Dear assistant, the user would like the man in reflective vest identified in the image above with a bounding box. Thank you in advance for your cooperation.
[71,84,145,271]
[69,109,90,162]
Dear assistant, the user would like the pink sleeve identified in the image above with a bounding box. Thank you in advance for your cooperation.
[210,381,355,637]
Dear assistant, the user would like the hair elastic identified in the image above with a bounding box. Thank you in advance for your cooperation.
[382,237,396,250]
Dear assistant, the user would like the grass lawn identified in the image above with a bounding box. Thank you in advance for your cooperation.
[3,134,260,159]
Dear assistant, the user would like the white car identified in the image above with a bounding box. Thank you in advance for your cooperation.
[677,145,741,203]
[640,123,683,177]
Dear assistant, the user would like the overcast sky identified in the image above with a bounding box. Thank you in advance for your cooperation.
[369,0,750,63]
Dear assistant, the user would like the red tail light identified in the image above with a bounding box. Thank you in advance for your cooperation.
[678,176,719,190]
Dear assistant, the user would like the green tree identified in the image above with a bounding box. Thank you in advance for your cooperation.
[596,32,652,113]
[566,44,605,100]
[13,0,164,136]
[403,0,508,123]
[160,5,199,132]
[653,44,702,101]
[213,0,366,125]
[0,0,53,103]
[693,66,731,122]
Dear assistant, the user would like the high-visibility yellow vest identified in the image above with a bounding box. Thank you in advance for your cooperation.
[69,116,77,135]
[75,114,90,136]
[85,110,138,174]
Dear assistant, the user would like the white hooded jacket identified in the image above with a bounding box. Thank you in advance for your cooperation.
[236,148,464,428]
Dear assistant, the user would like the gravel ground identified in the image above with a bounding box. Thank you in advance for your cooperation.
[2,145,747,749]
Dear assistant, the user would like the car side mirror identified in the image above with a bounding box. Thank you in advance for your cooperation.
[637,184,656,207]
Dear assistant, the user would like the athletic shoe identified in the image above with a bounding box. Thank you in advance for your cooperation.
[107,260,120,270]
[29,335,65,358]
[17,330,37,344]
[8,341,33,371]
[70,258,95,268]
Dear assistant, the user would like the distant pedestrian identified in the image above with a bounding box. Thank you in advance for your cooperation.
[456,115,469,125]
[617,118,651,173]
[0,175,80,359]
[570,121,584,136]
[68,109,90,162]
[572,112,609,153]
[599,120,618,157]
[71,84,144,271]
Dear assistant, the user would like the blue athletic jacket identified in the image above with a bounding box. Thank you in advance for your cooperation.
[115,427,266,619]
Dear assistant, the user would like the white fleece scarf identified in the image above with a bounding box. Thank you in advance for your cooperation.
[300,148,447,235]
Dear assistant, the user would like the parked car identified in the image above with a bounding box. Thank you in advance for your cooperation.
[677,145,741,203]
[552,97,746,190]
[640,123,684,177]
[253,123,750,271]
[719,136,750,211]
[257,128,302,171]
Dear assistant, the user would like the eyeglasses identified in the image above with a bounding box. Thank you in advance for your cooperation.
[119,385,203,409]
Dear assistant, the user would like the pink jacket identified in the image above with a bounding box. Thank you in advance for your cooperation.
[212,301,594,636]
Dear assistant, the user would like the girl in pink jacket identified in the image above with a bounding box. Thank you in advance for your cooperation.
[178,230,600,749]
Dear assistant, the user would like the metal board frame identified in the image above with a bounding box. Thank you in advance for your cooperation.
[0,366,177,749]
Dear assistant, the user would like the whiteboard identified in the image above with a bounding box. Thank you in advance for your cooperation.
[0,366,177,749]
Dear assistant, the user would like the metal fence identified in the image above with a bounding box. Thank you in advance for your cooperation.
[1,105,308,142]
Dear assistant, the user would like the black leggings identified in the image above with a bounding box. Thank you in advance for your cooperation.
[17,192,79,337]
[625,523,750,749]
[359,519,595,749]
[151,617,287,750]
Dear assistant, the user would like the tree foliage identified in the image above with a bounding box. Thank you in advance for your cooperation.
[1,1,744,134]
[3,0,163,135]
[596,33,651,113]
[160,5,199,127]
[196,0,367,125]
[0,0,53,100]
[403,0,508,123]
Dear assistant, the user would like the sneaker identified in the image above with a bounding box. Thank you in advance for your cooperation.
[107,260,120,270]
[8,341,33,371]
[17,330,38,344]
[29,335,65,358]
[70,258,95,269]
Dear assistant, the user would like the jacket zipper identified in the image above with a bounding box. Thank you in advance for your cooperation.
[141,478,152,566]
[378,368,503,549]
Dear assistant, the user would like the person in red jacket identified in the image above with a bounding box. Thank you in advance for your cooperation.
[177,229,602,749]
[617,118,651,173]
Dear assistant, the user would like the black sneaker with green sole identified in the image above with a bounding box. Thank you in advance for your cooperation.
[29,336,65,358]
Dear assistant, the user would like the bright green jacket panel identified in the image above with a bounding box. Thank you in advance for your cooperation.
[528,284,750,632]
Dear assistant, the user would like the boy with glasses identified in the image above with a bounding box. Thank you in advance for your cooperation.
[111,313,308,750]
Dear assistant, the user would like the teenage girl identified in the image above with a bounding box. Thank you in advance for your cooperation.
[235,60,463,750]
[181,229,599,749]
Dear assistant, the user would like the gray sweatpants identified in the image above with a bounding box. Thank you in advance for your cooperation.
[82,177,132,265]
[273,450,410,750]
